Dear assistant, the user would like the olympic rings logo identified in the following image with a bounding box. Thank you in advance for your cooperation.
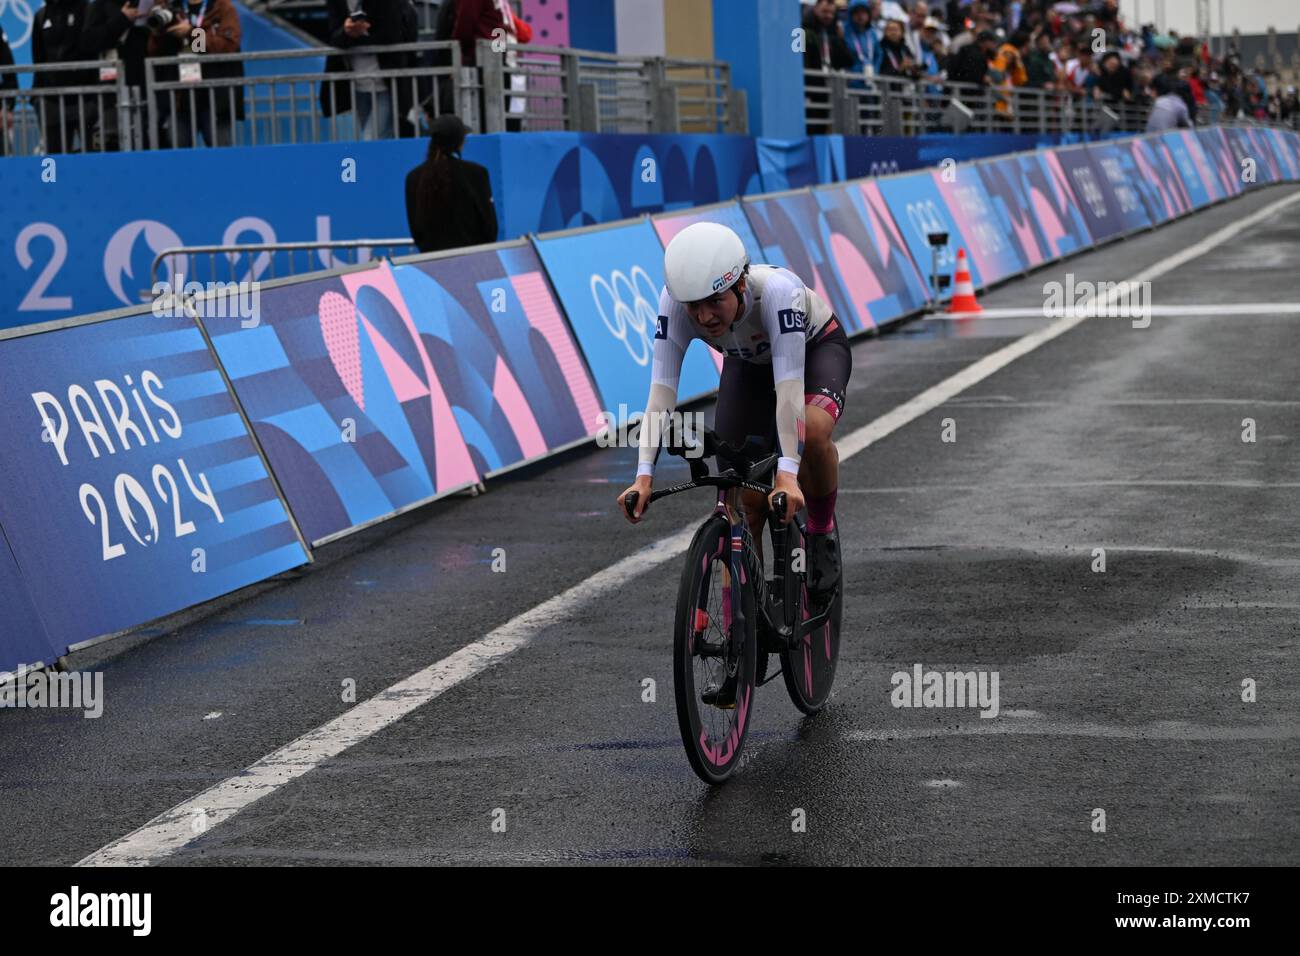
[590,266,659,366]
[0,0,36,49]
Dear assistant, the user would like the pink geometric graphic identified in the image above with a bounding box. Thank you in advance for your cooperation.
[1154,141,1191,212]
[859,182,906,268]
[340,264,478,490]
[1132,146,1175,220]
[510,271,604,435]
[491,354,549,460]
[362,317,431,404]
[1181,130,1222,201]
[829,232,884,328]
[318,290,365,411]
[1043,152,1074,211]
[1030,189,1068,257]
[1010,208,1044,265]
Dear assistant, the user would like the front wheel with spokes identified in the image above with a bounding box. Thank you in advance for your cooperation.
[673,515,758,785]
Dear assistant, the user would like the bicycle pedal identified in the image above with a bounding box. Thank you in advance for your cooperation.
[701,675,739,709]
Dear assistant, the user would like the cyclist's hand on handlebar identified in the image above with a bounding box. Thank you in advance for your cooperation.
[618,475,653,524]
[769,471,803,525]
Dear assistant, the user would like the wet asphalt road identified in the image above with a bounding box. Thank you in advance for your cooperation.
[3,184,1298,866]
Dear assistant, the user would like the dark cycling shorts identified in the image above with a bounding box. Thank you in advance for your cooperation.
[713,316,851,452]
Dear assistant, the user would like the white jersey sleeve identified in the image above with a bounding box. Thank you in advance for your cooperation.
[757,272,808,476]
[635,288,699,478]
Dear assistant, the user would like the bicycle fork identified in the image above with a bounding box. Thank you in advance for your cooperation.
[714,489,752,669]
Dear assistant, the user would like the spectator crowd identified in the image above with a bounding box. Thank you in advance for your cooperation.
[800,0,1300,131]
[0,0,531,153]
[3,0,1297,154]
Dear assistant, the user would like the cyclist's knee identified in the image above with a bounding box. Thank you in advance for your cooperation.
[804,408,836,455]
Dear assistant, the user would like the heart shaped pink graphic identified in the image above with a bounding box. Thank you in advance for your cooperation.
[318,290,365,411]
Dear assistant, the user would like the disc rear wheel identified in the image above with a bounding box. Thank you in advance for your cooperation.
[780,519,842,714]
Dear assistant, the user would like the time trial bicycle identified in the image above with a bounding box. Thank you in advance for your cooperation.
[623,426,842,784]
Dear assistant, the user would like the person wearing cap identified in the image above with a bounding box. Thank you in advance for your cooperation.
[915,17,944,78]
[404,115,498,254]
[844,2,878,75]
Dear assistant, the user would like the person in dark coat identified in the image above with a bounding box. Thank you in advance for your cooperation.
[802,0,855,73]
[320,0,415,140]
[451,0,506,67]
[1,26,17,156]
[80,0,151,149]
[946,29,996,87]
[1095,50,1133,103]
[802,0,854,135]
[147,0,246,147]
[32,0,95,152]
[404,115,498,253]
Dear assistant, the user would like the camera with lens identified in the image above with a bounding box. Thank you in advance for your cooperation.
[147,1,186,31]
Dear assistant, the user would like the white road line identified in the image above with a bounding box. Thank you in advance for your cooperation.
[78,527,697,866]
[846,720,1300,742]
[840,480,1300,492]
[931,303,1300,320]
[77,188,1300,867]
[853,542,1300,567]
[941,398,1300,407]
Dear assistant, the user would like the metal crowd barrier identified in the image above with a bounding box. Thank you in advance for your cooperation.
[476,40,744,134]
[1,39,740,153]
[804,70,1153,135]
[144,40,472,148]
[147,238,419,298]
[0,60,149,155]
[263,0,444,39]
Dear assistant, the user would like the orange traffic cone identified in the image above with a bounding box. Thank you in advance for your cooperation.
[948,248,982,314]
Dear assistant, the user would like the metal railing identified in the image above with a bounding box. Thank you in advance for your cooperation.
[804,71,1153,135]
[147,238,418,300]
[477,40,744,134]
[0,60,148,155]
[144,41,473,149]
[2,39,739,153]
[262,0,445,40]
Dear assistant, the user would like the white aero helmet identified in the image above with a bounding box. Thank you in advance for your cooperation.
[662,222,750,303]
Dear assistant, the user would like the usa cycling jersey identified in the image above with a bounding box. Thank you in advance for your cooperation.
[636,265,834,480]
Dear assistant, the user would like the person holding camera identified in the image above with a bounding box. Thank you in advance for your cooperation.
[80,0,152,150]
[322,0,414,141]
[147,0,245,147]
